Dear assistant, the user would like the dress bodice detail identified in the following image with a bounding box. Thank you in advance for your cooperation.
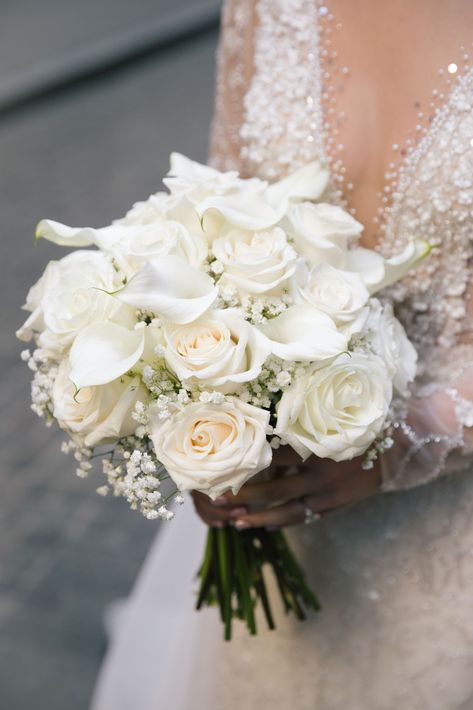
[210,0,473,491]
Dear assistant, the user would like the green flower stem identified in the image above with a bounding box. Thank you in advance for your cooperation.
[195,526,320,640]
[216,527,233,641]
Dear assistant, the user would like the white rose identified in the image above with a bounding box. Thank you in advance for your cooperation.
[294,263,370,334]
[53,360,146,448]
[110,221,207,278]
[17,250,131,356]
[212,227,297,295]
[149,398,272,499]
[116,192,169,225]
[286,202,363,267]
[163,309,270,393]
[16,260,62,341]
[366,301,417,396]
[276,352,392,461]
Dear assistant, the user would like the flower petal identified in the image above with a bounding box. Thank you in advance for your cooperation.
[258,304,347,362]
[116,255,219,324]
[346,239,432,294]
[196,193,281,232]
[36,219,130,250]
[265,161,329,209]
[69,322,145,388]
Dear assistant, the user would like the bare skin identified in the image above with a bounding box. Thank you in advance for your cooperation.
[194,0,473,530]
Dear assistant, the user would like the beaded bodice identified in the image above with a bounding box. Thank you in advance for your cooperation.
[210,0,473,490]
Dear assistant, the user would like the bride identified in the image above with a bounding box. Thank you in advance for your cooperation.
[91,1,473,707]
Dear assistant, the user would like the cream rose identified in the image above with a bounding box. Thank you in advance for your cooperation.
[276,352,392,461]
[294,263,370,334]
[163,309,270,393]
[366,301,417,396]
[286,202,363,267]
[53,360,146,448]
[150,398,272,499]
[212,227,297,295]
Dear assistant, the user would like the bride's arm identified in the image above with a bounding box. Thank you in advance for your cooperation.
[380,346,473,492]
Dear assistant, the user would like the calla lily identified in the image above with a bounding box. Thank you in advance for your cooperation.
[165,153,235,194]
[36,219,127,250]
[265,161,329,209]
[195,161,329,233]
[69,322,145,388]
[345,239,432,294]
[258,304,347,362]
[164,152,266,197]
[115,255,219,324]
[196,192,282,233]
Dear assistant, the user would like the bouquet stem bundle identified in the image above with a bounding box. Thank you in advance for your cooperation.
[196,526,320,640]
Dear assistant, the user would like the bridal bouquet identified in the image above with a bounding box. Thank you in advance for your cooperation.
[17,154,429,639]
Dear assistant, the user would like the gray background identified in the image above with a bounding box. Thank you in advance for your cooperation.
[0,2,220,708]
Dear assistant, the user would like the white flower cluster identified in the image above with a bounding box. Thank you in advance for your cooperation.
[17,153,430,514]
[21,348,58,422]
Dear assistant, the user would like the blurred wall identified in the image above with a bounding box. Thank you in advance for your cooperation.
[0,2,221,708]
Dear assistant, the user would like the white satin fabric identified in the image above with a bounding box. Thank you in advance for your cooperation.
[90,503,220,710]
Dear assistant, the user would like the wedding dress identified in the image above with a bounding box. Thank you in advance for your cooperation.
[91,2,473,708]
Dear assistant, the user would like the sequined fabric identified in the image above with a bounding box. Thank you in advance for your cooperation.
[207,2,473,708]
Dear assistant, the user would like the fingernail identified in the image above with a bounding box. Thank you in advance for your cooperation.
[212,496,228,507]
[229,507,247,519]
[234,520,251,530]
[211,521,225,529]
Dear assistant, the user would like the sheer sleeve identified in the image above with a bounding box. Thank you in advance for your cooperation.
[208,0,256,173]
[381,283,473,492]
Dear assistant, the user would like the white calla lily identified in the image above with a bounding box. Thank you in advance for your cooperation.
[346,239,432,294]
[115,255,218,324]
[265,161,329,209]
[195,161,329,234]
[196,192,282,233]
[36,219,125,250]
[258,304,347,362]
[69,322,145,388]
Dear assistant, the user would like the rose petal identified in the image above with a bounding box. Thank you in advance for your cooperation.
[116,255,219,324]
[70,322,145,388]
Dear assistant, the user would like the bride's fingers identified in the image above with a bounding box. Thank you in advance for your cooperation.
[192,491,247,528]
[232,491,339,530]
[213,467,331,508]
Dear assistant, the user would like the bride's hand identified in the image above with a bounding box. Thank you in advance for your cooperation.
[192,448,381,529]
